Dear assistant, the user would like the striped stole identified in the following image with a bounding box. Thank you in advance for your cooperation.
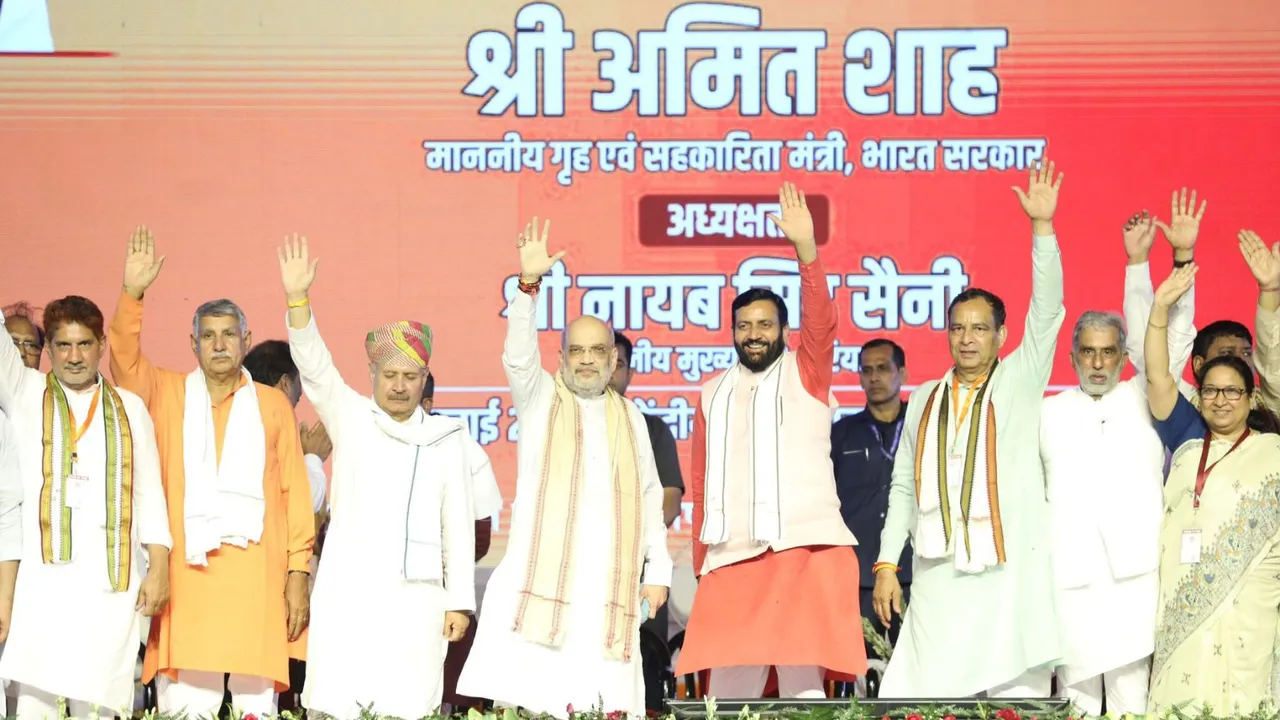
[913,366,1006,572]
[40,373,134,591]
[513,374,643,662]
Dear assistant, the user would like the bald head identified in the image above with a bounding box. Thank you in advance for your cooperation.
[563,315,612,350]
[559,315,617,398]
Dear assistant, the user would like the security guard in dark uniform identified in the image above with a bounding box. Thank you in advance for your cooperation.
[829,339,911,692]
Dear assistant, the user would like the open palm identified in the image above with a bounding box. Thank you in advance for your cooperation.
[277,234,318,297]
[1155,263,1198,307]
[767,182,814,245]
[1239,229,1280,288]
[1156,187,1207,252]
[1013,158,1064,221]
[517,216,565,280]
[1122,211,1157,259]
[123,226,165,294]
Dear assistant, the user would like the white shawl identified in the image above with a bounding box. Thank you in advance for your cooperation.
[914,367,1004,574]
[372,402,468,582]
[700,355,784,546]
[183,368,266,566]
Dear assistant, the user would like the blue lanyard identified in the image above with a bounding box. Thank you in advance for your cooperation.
[869,417,904,462]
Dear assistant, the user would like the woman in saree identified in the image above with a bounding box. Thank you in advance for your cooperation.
[1144,246,1280,714]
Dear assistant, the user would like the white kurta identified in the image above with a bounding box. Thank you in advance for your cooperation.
[0,328,170,712]
[0,409,22,561]
[0,407,24,685]
[457,291,673,719]
[1039,261,1196,685]
[1122,260,1199,402]
[877,234,1066,697]
[463,436,503,521]
[1041,383,1164,684]
[287,314,476,720]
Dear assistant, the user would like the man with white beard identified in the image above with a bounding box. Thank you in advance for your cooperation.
[1039,223,1196,713]
[457,218,672,719]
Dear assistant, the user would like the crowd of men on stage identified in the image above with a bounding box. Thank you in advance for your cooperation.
[0,158,1276,719]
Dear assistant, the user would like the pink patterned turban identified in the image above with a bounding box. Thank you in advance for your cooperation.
[365,321,432,368]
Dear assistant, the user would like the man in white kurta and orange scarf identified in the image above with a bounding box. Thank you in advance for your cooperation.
[0,296,171,719]
[676,183,866,698]
[872,160,1068,698]
[108,228,315,717]
[457,218,672,719]
[274,236,476,720]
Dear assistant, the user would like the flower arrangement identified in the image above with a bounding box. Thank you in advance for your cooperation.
[52,689,1280,720]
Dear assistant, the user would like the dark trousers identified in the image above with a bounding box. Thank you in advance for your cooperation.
[442,614,483,709]
[640,604,672,712]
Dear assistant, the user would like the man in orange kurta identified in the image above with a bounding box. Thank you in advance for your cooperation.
[107,227,314,717]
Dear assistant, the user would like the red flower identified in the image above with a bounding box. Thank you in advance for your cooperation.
[995,709,1021,720]
[943,716,957,720]
[607,712,624,720]
[907,714,924,720]
[881,715,892,720]
[566,705,575,717]
[244,715,257,720]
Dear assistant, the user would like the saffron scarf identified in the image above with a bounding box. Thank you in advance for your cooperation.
[913,366,1005,573]
[513,373,644,662]
[40,373,134,592]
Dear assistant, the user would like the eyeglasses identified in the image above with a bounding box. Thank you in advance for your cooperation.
[567,345,610,360]
[1201,386,1246,401]
[12,339,40,353]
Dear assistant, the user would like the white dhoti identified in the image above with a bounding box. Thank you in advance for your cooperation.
[157,672,276,717]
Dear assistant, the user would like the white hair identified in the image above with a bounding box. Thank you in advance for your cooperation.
[192,299,248,337]
[1071,310,1126,353]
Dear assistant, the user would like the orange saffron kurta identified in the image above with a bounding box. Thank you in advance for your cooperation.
[108,292,314,690]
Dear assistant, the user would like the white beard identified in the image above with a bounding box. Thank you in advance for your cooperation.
[561,368,607,398]
[1076,364,1122,397]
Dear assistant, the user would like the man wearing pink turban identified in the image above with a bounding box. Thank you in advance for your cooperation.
[278,235,476,720]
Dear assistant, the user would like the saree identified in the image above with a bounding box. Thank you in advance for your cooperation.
[1149,433,1280,714]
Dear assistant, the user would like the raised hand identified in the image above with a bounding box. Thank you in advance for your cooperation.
[1239,229,1280,289]
[517,217,565,283]
[277,234,319,301]
[1012,158,1064,224]
[123,226,166,300]
[1156,187,1207,253]
[1154,262,1199,308]
[1123,211,1158,261]
[766,182,815,247]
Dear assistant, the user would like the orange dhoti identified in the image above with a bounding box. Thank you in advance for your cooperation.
[674,546,867,682]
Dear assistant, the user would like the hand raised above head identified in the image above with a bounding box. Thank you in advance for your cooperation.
[1154,262,1199,308]
[1012,157,1064,224]
[1156,187,1207,253]
[123,225,166,299]
[277,233,319,299]
[766,181,815,247]
[1238,229,1280,289]
[1122,210,1157,260]
[516,216,565,283]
